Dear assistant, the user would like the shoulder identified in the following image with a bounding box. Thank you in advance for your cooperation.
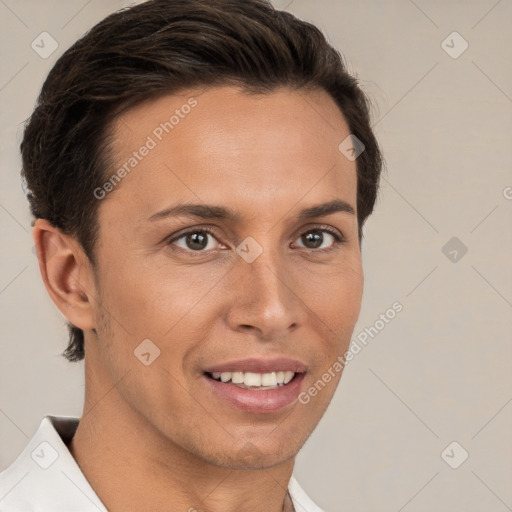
[0,415,106,512]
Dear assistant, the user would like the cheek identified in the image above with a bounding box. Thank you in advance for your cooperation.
[298,265,362,410]
[93,253,227,389]
[92,260,198,412]
[302,256,363,330]
[305,268,363,385]
[97,253,198,338]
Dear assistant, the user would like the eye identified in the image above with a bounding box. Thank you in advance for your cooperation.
[167,225,345,255]
[169,227,223,252]
[292,227,344,251]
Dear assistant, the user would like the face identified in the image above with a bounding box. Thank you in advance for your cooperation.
[85,85,363,469]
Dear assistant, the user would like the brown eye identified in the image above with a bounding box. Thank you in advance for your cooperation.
[301,230,324,249]
[293,228,343,251]
[169,229,221,252]
[183,232,209,250]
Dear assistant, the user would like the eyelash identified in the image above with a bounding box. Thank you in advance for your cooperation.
[166,225,346,256]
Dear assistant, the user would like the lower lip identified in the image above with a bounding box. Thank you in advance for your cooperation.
[203,373,306,413]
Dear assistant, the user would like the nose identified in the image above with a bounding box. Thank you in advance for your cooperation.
[225,244,303,340]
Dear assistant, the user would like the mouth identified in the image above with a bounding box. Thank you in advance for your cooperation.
[205,370,299,390]
[202,358,307,413]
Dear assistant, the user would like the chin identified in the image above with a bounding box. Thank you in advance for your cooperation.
[200,433,304,470]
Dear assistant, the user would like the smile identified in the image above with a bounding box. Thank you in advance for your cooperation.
[207,370,296,390]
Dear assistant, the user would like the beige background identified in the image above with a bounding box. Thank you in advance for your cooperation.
[1,1,511,511]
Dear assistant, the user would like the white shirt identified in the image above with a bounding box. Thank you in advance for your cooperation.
[0,415,324,512]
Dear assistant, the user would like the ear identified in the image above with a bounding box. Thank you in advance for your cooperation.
[33,219,97,331]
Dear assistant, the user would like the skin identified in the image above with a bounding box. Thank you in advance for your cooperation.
[33,85,363,512]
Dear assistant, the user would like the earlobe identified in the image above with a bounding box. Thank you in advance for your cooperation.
[33,219,96,331]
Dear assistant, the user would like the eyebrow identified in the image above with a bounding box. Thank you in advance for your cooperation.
[148,198,355,223]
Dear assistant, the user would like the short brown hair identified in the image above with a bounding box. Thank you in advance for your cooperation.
[21,0,384,362]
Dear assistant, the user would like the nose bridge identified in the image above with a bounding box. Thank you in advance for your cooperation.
[247,247,285,300]
[229,237,299,335]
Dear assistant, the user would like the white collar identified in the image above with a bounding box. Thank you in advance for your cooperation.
[0,415,324,512]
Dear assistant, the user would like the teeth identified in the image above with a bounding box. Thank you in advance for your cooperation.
[232,371,244,384]
[261,372,277,386]
[244,372,261,387]
[210,370,297,388]
[283,371,294,384]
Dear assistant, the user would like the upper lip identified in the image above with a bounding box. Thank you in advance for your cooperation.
[204,357,307,374]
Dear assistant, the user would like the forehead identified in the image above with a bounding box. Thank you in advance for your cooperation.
[104,86,357,224]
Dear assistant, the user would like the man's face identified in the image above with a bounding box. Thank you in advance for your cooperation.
[85,85,363,469]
